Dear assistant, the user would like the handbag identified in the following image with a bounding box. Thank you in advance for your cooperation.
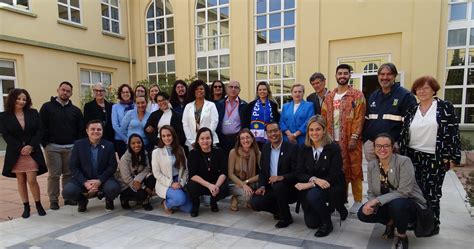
[414,202,435,237]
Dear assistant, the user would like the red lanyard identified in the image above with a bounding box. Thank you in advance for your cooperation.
[225,99,238,117]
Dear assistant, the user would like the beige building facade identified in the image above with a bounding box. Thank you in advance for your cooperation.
[0,0,473,148]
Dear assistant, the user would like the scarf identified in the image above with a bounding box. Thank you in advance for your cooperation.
[120,100,135,113]
[250,98,273,142]
[235,147,258,181]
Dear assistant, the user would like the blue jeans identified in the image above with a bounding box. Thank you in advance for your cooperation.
[165,188,192,213]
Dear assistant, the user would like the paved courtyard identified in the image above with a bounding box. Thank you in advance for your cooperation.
[0,159,473,248]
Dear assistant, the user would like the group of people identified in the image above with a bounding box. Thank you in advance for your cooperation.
[0,63,460,249]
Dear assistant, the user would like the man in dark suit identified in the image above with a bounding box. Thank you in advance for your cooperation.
[306,72,329,115]
[62,120,120,213]
[216,80,248,155]
[251,122,298,228]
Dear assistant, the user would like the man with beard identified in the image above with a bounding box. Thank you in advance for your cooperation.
[321,64,366,214]
[362,63,416,162]
[251,122,298,228]
[169,80,188,116]
[40,81,84,210]
[306,72,329,115]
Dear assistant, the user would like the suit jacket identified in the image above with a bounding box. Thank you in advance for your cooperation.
[182,100,219,147]
[257,141,297,188]
[0,109,47,178]
[296,143,346,209]
[307,92,322,115]
[69,138,117,186]
[152,147,188,198]
[83,99,114,142]
[145,109,185,147]
[216,96,248,136]
[280,100,314,144]
[367,154,426,206]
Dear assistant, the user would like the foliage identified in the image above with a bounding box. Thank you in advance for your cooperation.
[140,73,197,96]
[460,136,474,151]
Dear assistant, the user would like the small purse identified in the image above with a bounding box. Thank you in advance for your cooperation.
[414,203,435,237]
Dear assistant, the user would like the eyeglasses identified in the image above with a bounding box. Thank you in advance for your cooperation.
[93,89,105,93]
[374,144,392,150]
[228,85,240,89]
[213,85,223,89]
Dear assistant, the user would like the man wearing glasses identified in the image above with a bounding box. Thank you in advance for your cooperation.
[307,72,329,115]
[216,80,248,155]
[83,83,114,142]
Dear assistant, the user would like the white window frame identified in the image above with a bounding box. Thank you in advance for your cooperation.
[446,1,474,125]
[0,60,17,113]
[254,0,296,108]
[0,0,30,10]
[57,0,82,24]
[80,69,112,98]
[195,0,230,84]
[101,0,121,34]
[146,0,176,85]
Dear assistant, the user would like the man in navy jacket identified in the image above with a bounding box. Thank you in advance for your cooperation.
[62,120,120,212]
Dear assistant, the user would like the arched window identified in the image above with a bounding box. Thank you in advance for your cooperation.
[195,0,230,83]
[146,0,175,86]
[363,63,378,73]
[255,0,296,107]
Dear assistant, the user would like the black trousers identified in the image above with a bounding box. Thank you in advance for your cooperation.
[357,198,417,234]
[250,181,298,222]
[219,133,238,156]
[120,175,156,203]
[186,180,229,211]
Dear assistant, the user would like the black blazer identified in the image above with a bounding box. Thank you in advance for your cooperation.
[243,99,280,129]
[0,109,47,178]
[69,138,117,185]
[257,141,297,188]
[296,143,346,209]
[83,100,114,142]
[306,92,322,115]
[188,147,228,183]
[216,97,248,135]
[144,109,185,147]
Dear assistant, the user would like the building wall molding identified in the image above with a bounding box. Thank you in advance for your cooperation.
[0,34,136,64]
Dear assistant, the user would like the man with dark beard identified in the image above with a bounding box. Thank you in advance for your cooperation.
[321,64,366,214]
[169,80,188,116]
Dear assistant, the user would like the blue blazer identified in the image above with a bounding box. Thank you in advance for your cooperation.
[69,138,117,186]
[280,100,314,144]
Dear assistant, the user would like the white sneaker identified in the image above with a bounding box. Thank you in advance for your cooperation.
[349,201,362,214]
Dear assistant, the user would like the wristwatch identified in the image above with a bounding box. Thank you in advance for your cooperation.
[245,179,249,184]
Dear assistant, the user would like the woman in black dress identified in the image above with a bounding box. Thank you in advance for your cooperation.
[0,89,48,218]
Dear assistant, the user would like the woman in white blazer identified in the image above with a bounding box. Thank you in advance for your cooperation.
[152,125,192,213]
[182,80,219,150]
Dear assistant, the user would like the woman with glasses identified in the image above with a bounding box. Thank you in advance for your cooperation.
[358,133,427,249]
[399,76,461,235]
[84,83,114,142]
[112,84,135,157]
[210,80,226,102]
[145,92,185,148]
[134,84,147,99]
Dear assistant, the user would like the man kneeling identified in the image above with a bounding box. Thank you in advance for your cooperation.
[63,120,120,212]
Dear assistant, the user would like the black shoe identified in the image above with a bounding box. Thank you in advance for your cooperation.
[394,236,409,249]
[273,213,280,220]
[210,202,219,212]
[120,196,131,209]
[338,206,348,221]
[191,211,199,217]
[275,219,293,228]
[105,199,114,211]
[22,203,30,219]
[64,200,77,206]
[78,199,88,213]
[35,201,46,216]
[97,191,105,200]
[143,202,153,211]
[50,201,59,210]
[314,222,333,237]
[428,225,439,236]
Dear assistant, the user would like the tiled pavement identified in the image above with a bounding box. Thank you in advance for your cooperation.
[0,156,473,248]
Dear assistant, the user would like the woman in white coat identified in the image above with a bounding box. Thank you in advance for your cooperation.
[182,80,219,150]
[152,125,192,213]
